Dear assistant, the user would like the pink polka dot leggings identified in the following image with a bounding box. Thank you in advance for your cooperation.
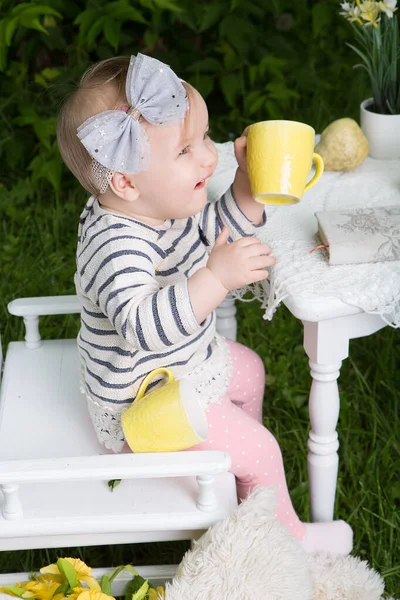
[192,339,305,541]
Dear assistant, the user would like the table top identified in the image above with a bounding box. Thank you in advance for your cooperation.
[209,141,400,326]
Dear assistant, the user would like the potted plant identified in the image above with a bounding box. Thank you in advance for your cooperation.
[0,558,165,600]
[340,0,400,159]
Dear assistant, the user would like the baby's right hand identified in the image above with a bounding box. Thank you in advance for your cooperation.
[207,226,276,291]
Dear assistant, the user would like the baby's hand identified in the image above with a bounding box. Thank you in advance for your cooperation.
[207,226,276,291]
[234,128,249,175]
[233,129,254,202]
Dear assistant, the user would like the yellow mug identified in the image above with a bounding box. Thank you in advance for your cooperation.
[121,367,208,453]
[247,120,324,205]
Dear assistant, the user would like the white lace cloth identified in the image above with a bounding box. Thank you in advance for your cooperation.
[182,333,233,410]
[83,334,232,453]
[210,142,400,327]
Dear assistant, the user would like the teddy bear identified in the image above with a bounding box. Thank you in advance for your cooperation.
[165,486,390,600]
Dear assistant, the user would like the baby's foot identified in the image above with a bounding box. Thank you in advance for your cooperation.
[301,520,353,554]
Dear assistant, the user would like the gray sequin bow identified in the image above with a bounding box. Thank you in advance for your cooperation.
[77,53,189,178]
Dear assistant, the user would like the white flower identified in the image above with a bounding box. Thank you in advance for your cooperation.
[340,1,353,11]
[377,0,398,17]
[340,2,362,21]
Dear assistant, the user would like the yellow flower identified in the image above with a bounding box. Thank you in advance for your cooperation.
[357,0,381,26]
[73,591,115,600]
[23,579,64,600]
[68,588,87,600]
[147,587,165,600]
[40,559,100,591]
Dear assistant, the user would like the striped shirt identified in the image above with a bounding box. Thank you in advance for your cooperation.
[76,186,266,448]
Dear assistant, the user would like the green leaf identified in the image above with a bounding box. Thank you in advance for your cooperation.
[220,15,254,57]
[265,81,299,101]
[108,479,121,491]
[104,19,121,51]
[9,3,33,17]
[131,581,149,600]
[215,40,237,71]
[5,17,18,45]
[247,92,265,115]
[3,586,25,597]
[108,564,137,583]
[312,3,333,38]
[34,73,47,87]
[12,5,62,19]
[54,581,70,596]
[34,68,60,88]
[86,17,107,48]
[258,55,286,79]
[124,575,153,600]
[153,0,183,12]
[56,558,79,591]
[14,107,37,126]
[220,73,241,108]
[105,2,147,23]
[0,20,9,70]
[122,565,140,576]
[188,58,222,74]
[264,98,283,119]
[198,3,225,32]
[32,117,57,149]
[44,157,62,192]
[100,575,112,595]
[41,68,60,80]
[74,9,99,45]
[187,74,214,99]
[144,29,158,50]
[74,9,99,41]
[19,16,48,34]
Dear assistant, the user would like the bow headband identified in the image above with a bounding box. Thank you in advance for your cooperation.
[77,53,189,192]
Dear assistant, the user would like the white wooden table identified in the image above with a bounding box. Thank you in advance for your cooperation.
[211,142,400,522]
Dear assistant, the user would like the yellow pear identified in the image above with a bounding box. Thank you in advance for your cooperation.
[315,118,369,171]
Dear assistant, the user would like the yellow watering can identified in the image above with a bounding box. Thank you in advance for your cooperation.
[121,367,208,453]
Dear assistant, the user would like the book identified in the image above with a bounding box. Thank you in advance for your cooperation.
[314,205,400,266]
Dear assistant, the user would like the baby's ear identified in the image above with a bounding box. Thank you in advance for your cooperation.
[109,172,139,202]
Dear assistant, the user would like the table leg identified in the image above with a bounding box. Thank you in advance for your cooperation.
[306,356,342,522]
[303,318,352,522]
[302,313,387,522]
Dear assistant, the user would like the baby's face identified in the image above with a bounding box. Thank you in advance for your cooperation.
[131,87,218,222]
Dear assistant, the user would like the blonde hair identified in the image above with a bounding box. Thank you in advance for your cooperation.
[57,57,130,195]
[57,56,195,195]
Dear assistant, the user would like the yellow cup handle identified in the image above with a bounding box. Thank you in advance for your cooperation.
[136,367,175,401]
[304,152,324,192]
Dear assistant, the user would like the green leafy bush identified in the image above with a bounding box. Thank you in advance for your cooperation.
[0,0,369,329]
[0,0,369,203]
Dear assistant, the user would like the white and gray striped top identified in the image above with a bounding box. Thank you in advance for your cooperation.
[75,186,266,414]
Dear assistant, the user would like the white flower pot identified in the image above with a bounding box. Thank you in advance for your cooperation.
[360,98,400,160]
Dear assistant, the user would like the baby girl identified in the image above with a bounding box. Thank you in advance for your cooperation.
[57,53,352,554]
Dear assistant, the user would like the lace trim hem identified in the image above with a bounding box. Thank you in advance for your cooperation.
[81,385,127,453]
[182,333,233,411]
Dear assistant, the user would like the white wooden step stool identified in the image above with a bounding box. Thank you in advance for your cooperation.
[0,295,238,582]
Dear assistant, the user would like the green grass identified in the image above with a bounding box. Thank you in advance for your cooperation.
[0,187,399,597]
